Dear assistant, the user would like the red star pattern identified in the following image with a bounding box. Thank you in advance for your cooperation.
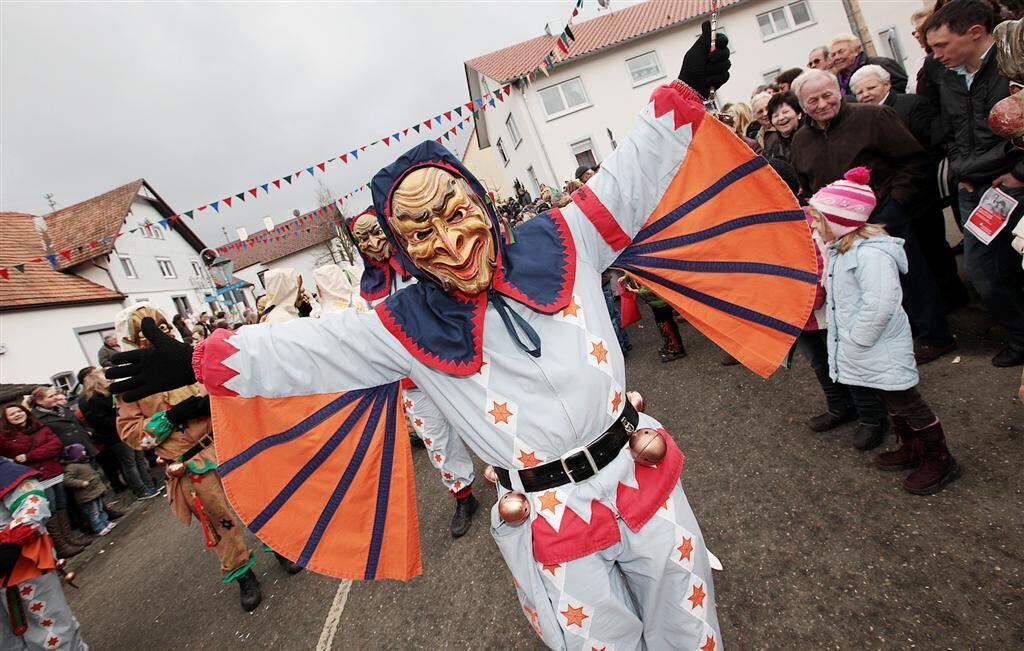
[541,562,561,576]
[560,603,589,628]
[611,390,623,412]
[19,585,33,596]
[590,341,609,365]
[488,401,514,425]
[40,618,53,627]
[561,296,581,318]
[688,581,707,610]
[25,507,37,515]
[30,601,44,613]
[677,536,694,562]
[47,636,60,648]
[517,450,541,468]
[434,452,443,463]
[522,605,541,635]
[700,634,716,651]
[443,472,453,480]
[403,398,413,409]
[414,418,423,427]
[28,496,39,504]
[453,481,462,491]
[424,437,432,446]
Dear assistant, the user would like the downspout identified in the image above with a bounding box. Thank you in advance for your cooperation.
[518,85,560,185]
[840,0,877,56]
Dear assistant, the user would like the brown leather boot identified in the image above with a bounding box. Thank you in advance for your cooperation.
[48,511,84,559]
[903,421,961,495]
[874,416,920,471]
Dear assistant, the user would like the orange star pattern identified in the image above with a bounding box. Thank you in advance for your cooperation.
[453,481,462,491]
[561,296,581,318]
[414,418,422,427]
[700,634,716,651]
[677,536,694,562]
[688,582,706,610]
[434,453,443,463]
[403,399,413,410]
[537,490,562,514]
[517,450,541,468]
[28,496,39,504]
[611,390,623,412]
[25,507,37,515]
[590,341,609,365]
[560,603,589,628]
[488,401,514,425]
[424,437,432,446]
[541,562,561,576]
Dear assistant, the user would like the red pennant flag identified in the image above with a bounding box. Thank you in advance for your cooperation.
[273,179,281,189]
[198,205,207,211]
[317,162,326,173]
[59,250,72,261]
[423,120,432,130]
[360,146,367,152]
[383,137,391,146]
[444,111,452,121]
[503,84,511,94]
[89,241,98,248]
[340,154,348,164]
[249,188,258,198]
[572,7,579,17]
[436,137,442,144]
[0,268,8,281]
[402,128,409,136]
[296,170,303,178]
[557,38,569,55]
[465,102,474,111]
[223,197,233,208]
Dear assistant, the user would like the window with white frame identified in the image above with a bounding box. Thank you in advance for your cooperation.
[190,260,203,277]
[118,254,137,279]
[762,68,783,85]
[877,27,906,65]
[537,77,590,119]
[570,138,598,169]
[625,51,664,86]
[496,137,510,166]
[141,223,164,240]
[527,166,541,196]
[506,114,523,147]
[156,257,176,279]
[756,1,813,39]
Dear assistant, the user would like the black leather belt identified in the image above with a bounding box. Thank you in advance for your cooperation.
[495,401,638,492]
[179,434,213,463]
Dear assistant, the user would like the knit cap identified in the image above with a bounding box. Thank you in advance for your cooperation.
[808,167,876,237]
[63,444,88,462]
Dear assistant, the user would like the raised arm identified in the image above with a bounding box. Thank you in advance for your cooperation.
[563,21,730,270]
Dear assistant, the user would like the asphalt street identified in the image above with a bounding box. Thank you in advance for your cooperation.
[64,303,1023,650]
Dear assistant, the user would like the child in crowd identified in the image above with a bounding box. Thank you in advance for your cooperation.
[810,167,960,495]
[622,275,687,363]
[62,444,116,536]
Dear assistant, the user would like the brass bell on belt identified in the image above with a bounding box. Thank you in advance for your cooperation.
[629,428,667,466]
[166,461,187,478]
[483,465,498,485]
[497,491,530,525]
[626,390,646,413]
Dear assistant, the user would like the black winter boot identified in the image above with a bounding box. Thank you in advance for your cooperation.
[874,416,920,471]
[903,421,961,495]
[274,551,303,575]
[853,421,889,451]
[806,408,855,432]
[237,569,262,612]
[449,493,479,538]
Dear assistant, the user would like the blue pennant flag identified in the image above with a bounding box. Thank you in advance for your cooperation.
[351,150,359,160]
[434,115,442,125]
[158,219,169,229]
[474,98,483,108]
[210,201,220,213]
[307,166,315,176]
[393,132,401,142]
[44,254,58,266]
[261,183,269,194]
[488,98,496,108]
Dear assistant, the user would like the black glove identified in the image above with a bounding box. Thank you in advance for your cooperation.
[166,395,211,426]
[297,301,313,318]
[105,317,196,402]
[0,542,21,584]
[677,20,731,98]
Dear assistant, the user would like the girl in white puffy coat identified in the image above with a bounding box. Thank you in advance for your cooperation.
[810,167,961,495]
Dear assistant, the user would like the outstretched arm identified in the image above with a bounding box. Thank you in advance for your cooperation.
[564,20,730,270]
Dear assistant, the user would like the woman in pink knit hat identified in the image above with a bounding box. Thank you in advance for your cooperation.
[809,167,961,495]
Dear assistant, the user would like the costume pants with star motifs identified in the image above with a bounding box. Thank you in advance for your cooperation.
[0,572,87,651]
[493,481,721,651]
[404,388,475,496]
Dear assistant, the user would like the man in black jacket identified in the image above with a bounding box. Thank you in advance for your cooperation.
[851,64,970,312]
[830,33,909,95]
[926,0,1024,367]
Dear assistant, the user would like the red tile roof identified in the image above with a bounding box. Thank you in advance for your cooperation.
[465,0,739,83]
[0,212,124,311]
[43,180,143,270]
[221,211,342,271]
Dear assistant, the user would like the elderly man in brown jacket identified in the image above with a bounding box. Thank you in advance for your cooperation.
[790,68,957,365]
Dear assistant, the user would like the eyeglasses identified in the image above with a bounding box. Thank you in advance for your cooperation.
[808,57,823,67]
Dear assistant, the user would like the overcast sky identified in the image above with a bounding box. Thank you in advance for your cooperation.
[1,0,619,245]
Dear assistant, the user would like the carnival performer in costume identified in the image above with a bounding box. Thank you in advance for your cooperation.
[109,26,819,649]
[112,304,262,612]
[0,457,86,650]
[348,208,480,538]
[314,265,369,314]
[260,268,316,323]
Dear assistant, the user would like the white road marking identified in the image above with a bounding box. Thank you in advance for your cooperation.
[315,579,352,651]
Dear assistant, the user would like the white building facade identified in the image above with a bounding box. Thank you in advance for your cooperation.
[465,0,928,192]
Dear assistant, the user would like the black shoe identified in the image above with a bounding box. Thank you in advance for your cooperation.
[853,422,888,451]
[914,340,957,365]
[105,509,126,521]
[450,493,479,538]
[274,551,303,575]
[992,346,1024,368]
[806,409,855,432]
[237,569,262,612]
[410,436,426,449]
[659,349,687,363]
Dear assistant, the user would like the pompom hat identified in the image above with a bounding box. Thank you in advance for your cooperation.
[809,167,876,237]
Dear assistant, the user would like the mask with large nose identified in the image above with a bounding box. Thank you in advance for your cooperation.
[388,167,497,296]
[352,213,393,262]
